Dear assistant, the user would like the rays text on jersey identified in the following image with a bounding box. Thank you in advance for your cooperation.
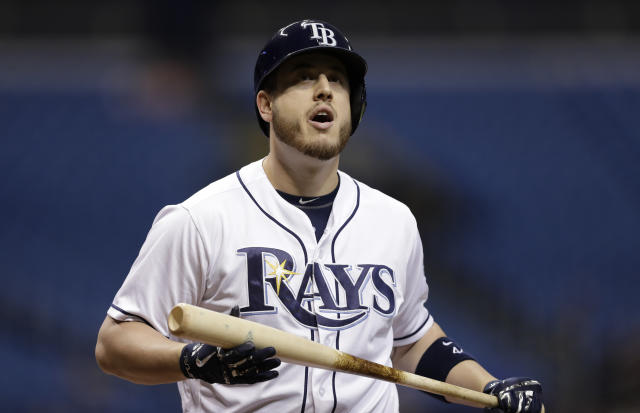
[237,247,397,330]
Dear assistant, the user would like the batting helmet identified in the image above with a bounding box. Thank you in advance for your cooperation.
[254,19,368,137]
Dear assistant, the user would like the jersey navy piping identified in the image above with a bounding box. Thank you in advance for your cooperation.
[301,301,315,413]
[331,279,342,413]
[393,314,432,341]
[109,304,155,330]
[330,179,360,263]
[329,179,360,413]
[237,170,316,412]
[236,171,309,265]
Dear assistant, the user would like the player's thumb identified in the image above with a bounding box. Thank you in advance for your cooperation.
[229,305,240,318]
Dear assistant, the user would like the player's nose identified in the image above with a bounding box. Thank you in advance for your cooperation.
[313,74,332,102]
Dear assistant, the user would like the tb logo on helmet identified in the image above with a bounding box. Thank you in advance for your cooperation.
[301,21,337,47]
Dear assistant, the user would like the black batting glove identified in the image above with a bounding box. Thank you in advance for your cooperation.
[180,340,281,384]
[179,305,281,385]
[483,377,543,413]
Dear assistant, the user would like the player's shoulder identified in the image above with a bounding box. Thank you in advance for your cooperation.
[146,172,240,232]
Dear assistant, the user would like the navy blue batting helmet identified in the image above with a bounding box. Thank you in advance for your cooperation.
[254,19,367,137]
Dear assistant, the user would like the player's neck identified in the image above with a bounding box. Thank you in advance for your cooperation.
[262,150,339,197]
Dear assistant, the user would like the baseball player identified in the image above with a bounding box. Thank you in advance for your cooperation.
[96,19,544,413]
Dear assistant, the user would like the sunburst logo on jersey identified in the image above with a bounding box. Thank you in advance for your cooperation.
[266,259,299,295]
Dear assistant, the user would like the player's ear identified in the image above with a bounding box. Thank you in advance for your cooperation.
[256,90,273,123]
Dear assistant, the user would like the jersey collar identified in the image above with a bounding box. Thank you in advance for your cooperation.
[236,159,360,249]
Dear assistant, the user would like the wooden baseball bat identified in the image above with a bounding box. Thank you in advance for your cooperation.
[168,303,515,409]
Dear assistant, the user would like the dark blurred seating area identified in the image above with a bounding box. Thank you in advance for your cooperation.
[1,1,639,412]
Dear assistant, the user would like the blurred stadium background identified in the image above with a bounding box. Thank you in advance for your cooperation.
[1,1,639,412]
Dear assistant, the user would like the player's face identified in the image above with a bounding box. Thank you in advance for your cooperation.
[270,53,351,160]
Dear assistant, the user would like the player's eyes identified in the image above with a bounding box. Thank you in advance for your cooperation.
[295,71,346,85]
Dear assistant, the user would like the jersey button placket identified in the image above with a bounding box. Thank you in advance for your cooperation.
[309,256,321,344]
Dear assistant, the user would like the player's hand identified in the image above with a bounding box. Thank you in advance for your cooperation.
[483,377,543,413]
[180,340,281,384]
[179,306,280,384]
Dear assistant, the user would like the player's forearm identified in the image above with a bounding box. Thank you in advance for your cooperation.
[444,359,496,406]
[393,322,497,406]
[95,316,185,385]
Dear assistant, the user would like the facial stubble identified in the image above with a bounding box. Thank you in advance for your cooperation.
[272,105,351,161]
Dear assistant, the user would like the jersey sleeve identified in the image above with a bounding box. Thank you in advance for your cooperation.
[392,221,433,347]
[107,204,209,337]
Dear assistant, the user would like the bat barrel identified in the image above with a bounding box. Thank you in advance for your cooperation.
[169,303,341,369]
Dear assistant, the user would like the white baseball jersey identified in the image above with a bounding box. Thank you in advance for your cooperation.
[108,159,433,413]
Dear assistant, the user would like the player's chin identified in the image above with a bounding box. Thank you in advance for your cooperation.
[301,134,349,160]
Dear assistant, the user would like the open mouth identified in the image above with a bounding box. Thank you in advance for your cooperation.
[308,106,335,130]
